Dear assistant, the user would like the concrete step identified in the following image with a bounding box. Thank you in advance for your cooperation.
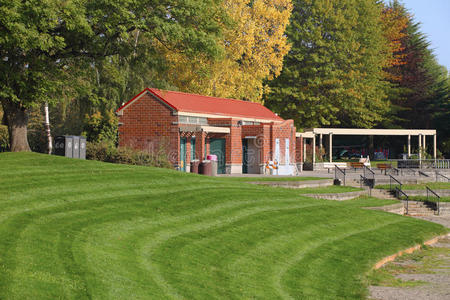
[368,189,397,200]
[407,212,437,216]
[404,200,438,216]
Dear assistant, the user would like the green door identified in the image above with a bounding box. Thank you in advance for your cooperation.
[191,137,196,160]
[210,138,226,174]
[180,137,187,172]
[242,139,248,174]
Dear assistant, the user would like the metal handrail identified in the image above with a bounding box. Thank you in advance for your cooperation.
[395,187,409,214]
[391,167,400,176]
[360,175,372,196]
[418,170,429,177]
[426,186,441,198]
[363,165,375,180]
[404,168,417,175]
[335,165,346,186]
[426,186,441,215]
[389,175,402,191]
[436,172,450,182]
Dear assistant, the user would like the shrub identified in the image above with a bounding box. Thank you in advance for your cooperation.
[0,125,9,152]
[86,141,172,169]
[83,110,118,145]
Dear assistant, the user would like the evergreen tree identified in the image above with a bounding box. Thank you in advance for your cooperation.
[265,0,391,128]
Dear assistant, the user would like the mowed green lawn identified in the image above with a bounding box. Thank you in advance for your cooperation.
[0,153,447,299]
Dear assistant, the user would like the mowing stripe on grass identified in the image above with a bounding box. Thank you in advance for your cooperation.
[0,153,447,299]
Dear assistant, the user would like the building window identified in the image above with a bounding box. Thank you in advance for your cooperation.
[178,116,208,125]
[198,117,208,125]
[241,121,260,125]
[179,116,189,124]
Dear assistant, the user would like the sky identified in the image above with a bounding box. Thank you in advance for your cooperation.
[400,0,450,70]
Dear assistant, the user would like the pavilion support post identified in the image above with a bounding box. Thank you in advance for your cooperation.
[329,133,333,163]
[433,134,437,159]
[418,134,422,161]
[408,135,411,157]
[312,135,316,166]
[423,135,426,155]
[319,134,323,156]
[369,135,374,159]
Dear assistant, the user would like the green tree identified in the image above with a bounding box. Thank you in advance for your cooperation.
[265,0,391,128]
[0,0,225,151]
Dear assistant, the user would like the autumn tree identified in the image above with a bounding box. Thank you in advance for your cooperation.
[160,0,293,102]
[0,0,225,151]
[264,0,392,128]
[381,1,408,82]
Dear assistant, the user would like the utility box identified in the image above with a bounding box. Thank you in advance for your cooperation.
[79,136,86,160]
[72,136,80,159]
[54,136,73,158]
[54,135,86,159]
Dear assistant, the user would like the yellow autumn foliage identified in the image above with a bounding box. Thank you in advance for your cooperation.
[159,0,292,102]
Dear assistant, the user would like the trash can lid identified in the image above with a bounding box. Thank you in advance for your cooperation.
[207,155,218,161]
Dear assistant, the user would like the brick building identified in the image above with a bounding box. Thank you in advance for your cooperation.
[116,88,301,174]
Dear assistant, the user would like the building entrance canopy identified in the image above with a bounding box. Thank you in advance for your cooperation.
[179,125,230,134]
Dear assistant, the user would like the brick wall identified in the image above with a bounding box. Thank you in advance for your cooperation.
[118,93,179,166]
[296,136,303,163]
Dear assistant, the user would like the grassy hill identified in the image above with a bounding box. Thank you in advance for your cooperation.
[0,152,446,299]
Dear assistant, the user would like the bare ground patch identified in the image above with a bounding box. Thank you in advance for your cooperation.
[368,236,450,300]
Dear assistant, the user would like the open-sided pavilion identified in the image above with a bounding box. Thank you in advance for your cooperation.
[297,128,437,164]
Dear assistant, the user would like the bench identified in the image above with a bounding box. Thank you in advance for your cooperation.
[376,163,392,174]
[349,162,364,171]
[323,162,348,173]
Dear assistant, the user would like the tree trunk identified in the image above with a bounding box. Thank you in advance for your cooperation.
[44,102,52,154]
[1,100,31,152]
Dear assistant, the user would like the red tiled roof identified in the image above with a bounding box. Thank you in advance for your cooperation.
[117,88,283,121]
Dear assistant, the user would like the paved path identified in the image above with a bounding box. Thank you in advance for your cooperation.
[369,216,450,300]
[415,215,450,228]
